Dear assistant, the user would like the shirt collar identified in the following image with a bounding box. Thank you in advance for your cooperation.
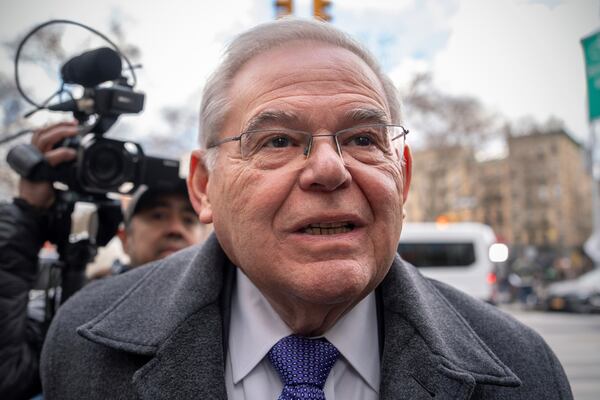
[228,271,292,384]
[324,291,380,392]
[228,270,380,391]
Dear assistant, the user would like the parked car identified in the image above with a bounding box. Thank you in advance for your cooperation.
[539,268,600,313]
[397,222,508,303]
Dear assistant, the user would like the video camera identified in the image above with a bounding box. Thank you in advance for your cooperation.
[3,20,190,308]
[8,46,181,200]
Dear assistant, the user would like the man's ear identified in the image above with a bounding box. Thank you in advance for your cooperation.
[401,144,412,202]
[188,149,213,224]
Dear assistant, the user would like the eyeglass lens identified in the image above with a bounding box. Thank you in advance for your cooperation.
[240,125,405,169]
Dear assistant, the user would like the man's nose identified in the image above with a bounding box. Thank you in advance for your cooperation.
[164,216,187,237]
[298,136,351,191]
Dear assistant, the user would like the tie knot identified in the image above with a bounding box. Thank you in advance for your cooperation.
[268,335,340,389]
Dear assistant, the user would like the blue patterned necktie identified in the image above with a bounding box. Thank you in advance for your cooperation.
[268,335,340,400]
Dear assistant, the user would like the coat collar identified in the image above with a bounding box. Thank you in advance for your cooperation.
[378,255,521,399]
[78,235,231,399]
[77,235,519,399]
[78,235,228,355]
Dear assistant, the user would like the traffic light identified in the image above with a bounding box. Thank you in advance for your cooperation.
[275,0,293,18]
[313,0,332,21]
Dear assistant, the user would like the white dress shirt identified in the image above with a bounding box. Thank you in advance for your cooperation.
[225,271,380,400]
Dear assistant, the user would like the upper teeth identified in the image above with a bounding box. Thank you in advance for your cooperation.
[303,222,354,235]
[307,222,349,228]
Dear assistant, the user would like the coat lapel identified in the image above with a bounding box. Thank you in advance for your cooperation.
[379,256,521,399]
[77,235,231,399]
[380,310,479,399]
[132,304,227,400]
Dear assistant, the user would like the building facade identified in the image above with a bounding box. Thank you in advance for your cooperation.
[507,131,593,250]
[405,130,593,253]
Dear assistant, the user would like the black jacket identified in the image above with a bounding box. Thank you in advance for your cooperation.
[0,200,49,399]
[0,198,119,400]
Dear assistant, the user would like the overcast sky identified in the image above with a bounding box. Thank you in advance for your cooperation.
[0,0,598,156]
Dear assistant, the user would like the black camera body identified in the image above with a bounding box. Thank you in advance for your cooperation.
[8,47,182,200]
[49,83,145,116]
[51,134,180,196]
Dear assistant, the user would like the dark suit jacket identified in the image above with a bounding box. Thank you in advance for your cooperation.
[40,234,572,399]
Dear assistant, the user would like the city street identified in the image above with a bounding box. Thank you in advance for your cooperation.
[501,306,600,399]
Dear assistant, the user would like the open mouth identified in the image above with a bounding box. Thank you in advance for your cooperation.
[302,222,355,235]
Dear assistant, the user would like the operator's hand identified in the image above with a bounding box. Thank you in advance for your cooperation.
[18,121,79,209]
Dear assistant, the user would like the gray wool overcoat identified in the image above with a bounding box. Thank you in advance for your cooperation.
[40,234,572,399]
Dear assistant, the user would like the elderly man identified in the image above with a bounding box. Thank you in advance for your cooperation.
[40,19,571,399]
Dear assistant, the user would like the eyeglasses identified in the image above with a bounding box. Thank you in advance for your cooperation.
[207,123,408,169]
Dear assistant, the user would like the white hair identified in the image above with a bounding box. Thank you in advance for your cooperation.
[199,18,403,169]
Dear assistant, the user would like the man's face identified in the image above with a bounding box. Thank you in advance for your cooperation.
[190,41,411,323]
[121,193,203,266]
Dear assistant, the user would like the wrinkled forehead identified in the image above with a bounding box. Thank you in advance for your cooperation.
[226,40,390,131]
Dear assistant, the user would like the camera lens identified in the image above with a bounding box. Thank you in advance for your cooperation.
[88,147,123,184]
[79,136,139,193]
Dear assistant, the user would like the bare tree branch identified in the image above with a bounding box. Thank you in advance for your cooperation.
[403,72,501,150]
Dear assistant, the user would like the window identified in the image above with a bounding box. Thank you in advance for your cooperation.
[398,242,476,268]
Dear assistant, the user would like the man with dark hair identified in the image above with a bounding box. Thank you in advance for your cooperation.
[116,183,202,271]
[0,121,204,399]
[41,19,572,399]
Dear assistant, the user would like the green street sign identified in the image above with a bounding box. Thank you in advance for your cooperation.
[582,31,600,121]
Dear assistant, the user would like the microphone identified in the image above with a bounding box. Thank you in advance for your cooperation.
[47,98,94,113]
[60,47,122,87]
[47,99,77,112]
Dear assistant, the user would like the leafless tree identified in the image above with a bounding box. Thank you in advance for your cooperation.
[403,72,501,150]
[503,115,567,138]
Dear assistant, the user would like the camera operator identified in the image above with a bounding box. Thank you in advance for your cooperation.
[102,179,206,276]
[0,121,205,400]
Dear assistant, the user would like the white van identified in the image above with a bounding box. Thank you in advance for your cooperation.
[397,222,507,303]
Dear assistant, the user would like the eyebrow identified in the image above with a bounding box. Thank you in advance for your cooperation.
[344,108,390,125]
[244,110,299,132]
[243,107,390,133]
